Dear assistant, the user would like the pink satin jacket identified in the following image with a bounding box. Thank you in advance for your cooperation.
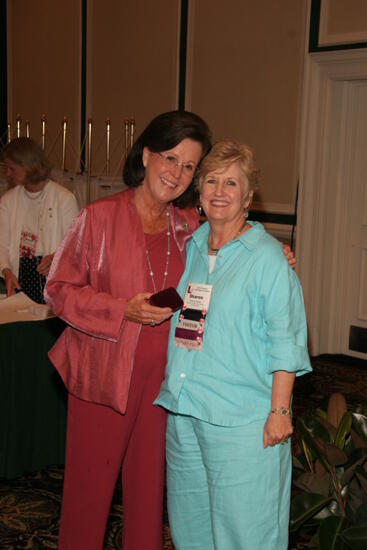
[45,188,198,414]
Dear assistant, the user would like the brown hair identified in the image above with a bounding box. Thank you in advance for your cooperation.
[123,110,212,208]
[1,137,52,184]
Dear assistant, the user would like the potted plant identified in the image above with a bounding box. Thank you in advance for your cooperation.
[290,393,367,549]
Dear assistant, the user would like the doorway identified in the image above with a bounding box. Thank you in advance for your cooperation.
[297,49,367,360]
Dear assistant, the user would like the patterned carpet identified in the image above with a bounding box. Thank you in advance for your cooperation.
[0,354,366,549]
[0,467,172,550]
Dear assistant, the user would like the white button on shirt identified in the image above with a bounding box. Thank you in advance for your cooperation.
[180,373,186,379]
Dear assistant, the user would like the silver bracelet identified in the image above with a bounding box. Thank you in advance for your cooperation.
[270,407,290,416]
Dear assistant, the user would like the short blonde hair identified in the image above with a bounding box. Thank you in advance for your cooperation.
[198,139,259,195]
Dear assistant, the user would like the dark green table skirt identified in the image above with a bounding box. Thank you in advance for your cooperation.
[0,318,67,479]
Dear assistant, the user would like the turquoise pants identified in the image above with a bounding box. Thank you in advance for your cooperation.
[166,413,291,550]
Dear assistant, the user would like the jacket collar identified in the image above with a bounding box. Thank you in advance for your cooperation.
[127,188,198,258]
[168,202,199,256]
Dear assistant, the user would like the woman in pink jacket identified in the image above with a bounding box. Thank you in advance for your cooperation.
[45,111,211,550]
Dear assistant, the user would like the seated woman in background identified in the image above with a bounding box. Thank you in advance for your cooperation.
[155,140,312,550]
[0,137,79,302]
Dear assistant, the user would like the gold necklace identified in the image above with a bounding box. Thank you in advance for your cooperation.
[208,217,248,256]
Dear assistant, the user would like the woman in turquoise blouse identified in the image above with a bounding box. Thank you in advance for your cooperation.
[155,140,312,549]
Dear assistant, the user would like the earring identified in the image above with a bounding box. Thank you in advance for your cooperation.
[244,209,249,219]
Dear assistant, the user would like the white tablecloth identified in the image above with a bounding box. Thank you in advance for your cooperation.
[0,292,54,324]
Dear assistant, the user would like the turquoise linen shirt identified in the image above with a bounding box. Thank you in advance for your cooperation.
[155,221,311,427]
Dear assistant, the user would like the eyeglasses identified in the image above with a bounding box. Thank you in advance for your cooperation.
[156,152,197,177]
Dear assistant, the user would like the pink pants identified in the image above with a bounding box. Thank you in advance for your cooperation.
[58,336,167,550]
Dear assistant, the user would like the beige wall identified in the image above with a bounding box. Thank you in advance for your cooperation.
[7,0,81,172]
[87,0,180,175]
[7,1,367,210]
[322,0,367,38]
[186,0,308,212]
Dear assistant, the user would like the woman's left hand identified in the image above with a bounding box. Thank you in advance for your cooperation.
[263,413,293,448]
[282,244,296,270]
[37,254,54,276]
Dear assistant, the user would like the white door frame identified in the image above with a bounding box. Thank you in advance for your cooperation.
[297,48,367,356]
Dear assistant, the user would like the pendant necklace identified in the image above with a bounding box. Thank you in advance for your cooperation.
[145,208,171,293]
[208,216,248,256]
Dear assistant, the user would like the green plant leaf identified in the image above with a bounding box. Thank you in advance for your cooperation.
[315,459,327,476]
[352,404,367,417]
[324,442,348,466]
[301,414,334,443]
[344,434,355,457]
[293,454,307,471]
[302,439,315,472]
[355,465,367,495]
[352,414,367,447]
[341,524,367,549]
[351,429,367,450]
[314,499,341,521]
[316,407,328,420]
[300,451,317,472]
[343,448,367,477]
[309,530,320,548]
[290,493,333,532]
[341,483,350,501]
[318,516,347,550]
[354,503,367,526]
[335,413,353,449]
[327,393,348,430]
[297,418,331,471]
[294,472,330,496]
[347,478,367,517]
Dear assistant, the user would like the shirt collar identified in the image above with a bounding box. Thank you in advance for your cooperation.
[192,220,265,253]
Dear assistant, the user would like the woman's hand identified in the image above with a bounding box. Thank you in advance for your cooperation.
[2,267,21,296]
[124,292,173,326]
[37,253,54,276]
[282,244,296,270]
[263,413,293,448]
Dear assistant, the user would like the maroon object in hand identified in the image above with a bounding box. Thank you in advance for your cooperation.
[149,287,183,311]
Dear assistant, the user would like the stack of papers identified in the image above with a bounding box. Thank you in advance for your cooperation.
[0,292,55,324]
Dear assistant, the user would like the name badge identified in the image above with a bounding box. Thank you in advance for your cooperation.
[19,230,38,258]
[174,283,212,351]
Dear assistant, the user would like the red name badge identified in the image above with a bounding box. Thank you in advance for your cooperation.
[174,283,212,352]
